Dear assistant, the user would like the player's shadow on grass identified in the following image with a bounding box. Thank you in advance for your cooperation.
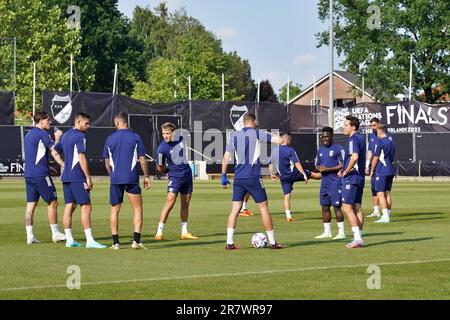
[361,231,404,238]
[365,237,434,247]
[152,239,225,249]
[394,212,444,218]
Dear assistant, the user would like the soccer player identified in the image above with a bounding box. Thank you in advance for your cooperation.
[370,125,396,223]
[315,126,346,240]
[23,111,66,244]
[269,132,321,222]
[221,113,284,250]
[340,115,366,248]
[104,112,151,250]
[55,113,106,249]
[154,122,198,240]
[366,117,381,218]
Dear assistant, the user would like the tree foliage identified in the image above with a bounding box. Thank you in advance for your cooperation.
[259,80,278,102]
[0,0,81,112]
[316,0,450,103]
[278,81,302,103]
[130,5,256,103]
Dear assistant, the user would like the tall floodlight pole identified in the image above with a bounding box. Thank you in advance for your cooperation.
[256,78,260,103]
[222,73,225,101]
[70,54,73,96]
[362,76,365,102]
[328,0,334,128]
[287,74,290,104]
[13,37,16,90]
[112,64,118,94]
[32,63,36,126]
[409,54,413,102]
[188,76,192,100]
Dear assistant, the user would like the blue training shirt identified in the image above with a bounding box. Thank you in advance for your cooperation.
[103,129,146,185]
[316,143,343,189]
[270,145,299,180]
[24,127,55,178]
[374,137,396,176]
[226,127,272,179]
[157,136,192,180]
[343,132,366,180]
[55,128,87,183]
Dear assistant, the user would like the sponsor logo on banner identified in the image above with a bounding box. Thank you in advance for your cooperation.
[230,105,248,131]
[51,94,73,124]
[0,161,25,176]
[334,102,450,133]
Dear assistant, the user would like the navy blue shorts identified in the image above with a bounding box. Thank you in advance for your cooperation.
[341,175,364,205]
[371,176,377,197]
[167,177,193,195]
[320,186,342,207]
[25,176,57,203]
[280,169,312,195]
[374,175,394,193]
[110,184,141,206]
[233,178,267,203]
[63,182,90,205]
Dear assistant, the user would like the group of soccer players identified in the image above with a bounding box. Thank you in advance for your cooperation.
[23,110,395,250]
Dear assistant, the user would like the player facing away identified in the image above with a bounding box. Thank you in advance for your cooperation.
[55,113,106,249]
[154,122,198,241]
[366,117,382,218]
[370,125,396,223]
[340,115,366,248]
[269,132,321,222]
[104,112,151,250]
[221,113,284,250]
[23,111,66,244]
[315,126,346,240]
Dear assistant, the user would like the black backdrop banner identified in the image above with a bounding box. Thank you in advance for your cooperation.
[0,91,14,125]
[42,91,450,133]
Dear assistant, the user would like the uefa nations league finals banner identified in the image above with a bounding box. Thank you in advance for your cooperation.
[0,91,14,125]
[333,100,450,133]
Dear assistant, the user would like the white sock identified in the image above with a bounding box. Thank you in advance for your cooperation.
[84,228,94,243]
[181,222,188,234]
[352,226,362,242]
[156,222,165,235]
[337,222,345,234]
[226,228,235,245]
[382,208,390,218]
[266,230,276,245]
[324,222,331,235]
[242,201,247,211]
[387,209,391,215]
[50,224,60,236]
[285,210,292,219]
[64,228,74,243]
[373,206,380,214]
[26,226,34,241]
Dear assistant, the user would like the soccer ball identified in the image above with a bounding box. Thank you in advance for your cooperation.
[251,233,267,248]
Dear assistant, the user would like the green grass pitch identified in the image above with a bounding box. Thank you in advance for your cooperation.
[0,178,449,299]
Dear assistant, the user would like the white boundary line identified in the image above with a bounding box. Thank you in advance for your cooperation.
[2,258,450,292]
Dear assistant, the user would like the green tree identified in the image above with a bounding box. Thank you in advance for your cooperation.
[47,0,146,95]
[0,0,81,112]
[258,80,278,102]
[131,7,255,103]
[278,81,302,103]
[316,0,450,103]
